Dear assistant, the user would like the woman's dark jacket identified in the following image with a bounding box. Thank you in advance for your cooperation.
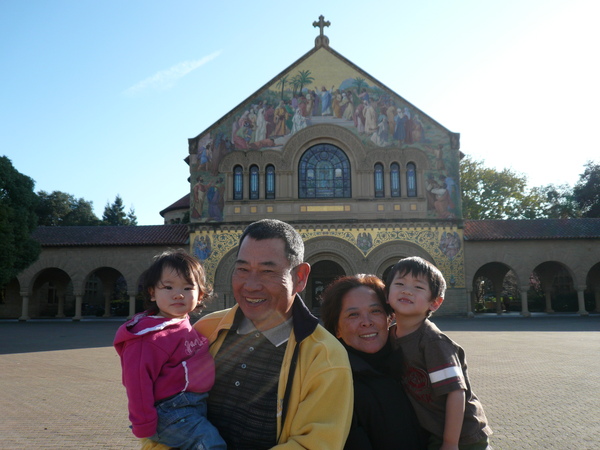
[342,341,428,450]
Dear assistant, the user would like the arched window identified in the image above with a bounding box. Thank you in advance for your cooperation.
[407,162,417,197]
[250,165,259,200]
[233,165,243,200]
[299,144,351,198]
[265,165,275,199]
[390,163,400,197]
[374,163,384,198]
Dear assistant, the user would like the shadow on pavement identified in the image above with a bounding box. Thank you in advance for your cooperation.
[1,313,598,355]
[0,319,125,355]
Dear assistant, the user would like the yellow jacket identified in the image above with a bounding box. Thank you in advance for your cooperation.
[141,297,353,449]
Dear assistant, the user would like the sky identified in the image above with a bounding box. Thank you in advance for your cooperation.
[1,0,598,225]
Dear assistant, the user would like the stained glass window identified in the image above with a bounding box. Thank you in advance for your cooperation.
[299,144,351,198]
[265,165,275,199]
[250,165,259,200]
[374,163,384,197]
[391,163,400,197]
[407,162,417,197]
[233,165,243,200]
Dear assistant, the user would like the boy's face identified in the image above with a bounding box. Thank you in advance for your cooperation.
[387,271,442,318]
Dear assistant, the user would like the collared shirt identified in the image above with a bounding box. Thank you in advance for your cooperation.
[237,315,292,347]
[208,316,290,449]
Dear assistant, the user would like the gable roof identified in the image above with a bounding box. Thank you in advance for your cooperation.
[190,39,458,145]
[464,219,600,241]
[32,224,189,247]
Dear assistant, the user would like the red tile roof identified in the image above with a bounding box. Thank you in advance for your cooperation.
[464,219,600,241]
[32,224,189,247]
[31,219,600,247]
[159,194,190,216]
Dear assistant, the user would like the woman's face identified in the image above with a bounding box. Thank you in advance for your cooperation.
[336,286,391,354]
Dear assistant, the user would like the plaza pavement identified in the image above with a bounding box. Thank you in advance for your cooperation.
[1,313,598,449]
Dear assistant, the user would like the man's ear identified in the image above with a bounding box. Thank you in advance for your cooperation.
[429,296,444,312]
[293,262,311,293]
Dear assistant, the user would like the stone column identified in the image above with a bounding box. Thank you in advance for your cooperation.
[466,287,474,318]
[520,286,530,317]
[73,292,83,321]
[103,290,112,317]
[576,286,589,316]
[56,295,66,318]
[19,294,30,321]
[495,289,503,315]
[544,289,554,313]
[128,293,137,319]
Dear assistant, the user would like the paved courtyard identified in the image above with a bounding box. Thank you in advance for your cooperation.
[1,313,599,449]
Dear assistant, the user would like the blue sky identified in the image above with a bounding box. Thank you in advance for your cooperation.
[1,0,597,225]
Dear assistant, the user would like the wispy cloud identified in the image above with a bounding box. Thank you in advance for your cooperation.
[124,51,221,95]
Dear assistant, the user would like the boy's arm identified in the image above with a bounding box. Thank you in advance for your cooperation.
[441,389,466,450]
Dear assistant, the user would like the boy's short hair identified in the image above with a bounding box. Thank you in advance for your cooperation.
[141,248,212,315]
[384,256,447,317]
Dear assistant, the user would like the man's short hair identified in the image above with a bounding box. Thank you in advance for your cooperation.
[238,219,304,267]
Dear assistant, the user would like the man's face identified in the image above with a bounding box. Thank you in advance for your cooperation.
[232,237,309,331]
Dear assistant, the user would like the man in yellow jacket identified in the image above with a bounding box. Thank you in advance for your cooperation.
[142,219,353,449]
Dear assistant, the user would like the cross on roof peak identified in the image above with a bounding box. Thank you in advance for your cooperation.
[313,15,331,47]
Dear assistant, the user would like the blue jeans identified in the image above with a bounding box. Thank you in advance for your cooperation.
[151,392,226,450]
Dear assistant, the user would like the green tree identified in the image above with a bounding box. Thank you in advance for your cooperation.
[460,156,547,219]
[573,161,600,218]
[102,195,137,226]
[276,74,289,100]
[0,157,41,287]
[36,190,100,226]
[352,77,367,93]
[294,70,314,96]
[535,184,581,219]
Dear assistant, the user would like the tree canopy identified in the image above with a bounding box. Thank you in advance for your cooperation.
[460,156,547,220]
[573,161,600,218]
[460,156,600,219]
[0,157,41,287]
[102,195,137,226]
[36,190,100,226]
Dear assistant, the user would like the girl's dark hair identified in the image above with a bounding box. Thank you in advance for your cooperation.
[320,274,390,336]
[141,249,212,315]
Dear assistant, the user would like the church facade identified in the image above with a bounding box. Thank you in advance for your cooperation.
[3,19,600,320]
[186,22,465,314]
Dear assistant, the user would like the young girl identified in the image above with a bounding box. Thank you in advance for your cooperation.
[114,249,225,449]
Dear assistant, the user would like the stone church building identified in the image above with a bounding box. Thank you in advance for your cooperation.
[3,19,600,320]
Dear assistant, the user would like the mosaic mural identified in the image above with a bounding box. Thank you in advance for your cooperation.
[188,47,460,222]
[191,226,465,290]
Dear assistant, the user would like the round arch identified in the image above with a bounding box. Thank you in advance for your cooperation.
[471,262,518,314]
[586,262,600,312]
[306,260,346,313]
[30,267,73,318]
[211,247,239,311]
[367,240,435,280]
[531,261,578,313]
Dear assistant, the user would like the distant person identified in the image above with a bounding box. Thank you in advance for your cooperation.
[114,249,225,449]
[385,257,492,450]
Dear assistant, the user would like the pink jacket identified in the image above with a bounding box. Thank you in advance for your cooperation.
[114,313,215,438]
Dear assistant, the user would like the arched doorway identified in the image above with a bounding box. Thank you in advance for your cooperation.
[31,268,73,318]
[306,260,345,315]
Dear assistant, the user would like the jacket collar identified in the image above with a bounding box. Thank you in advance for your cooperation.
[231,295,318,343]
